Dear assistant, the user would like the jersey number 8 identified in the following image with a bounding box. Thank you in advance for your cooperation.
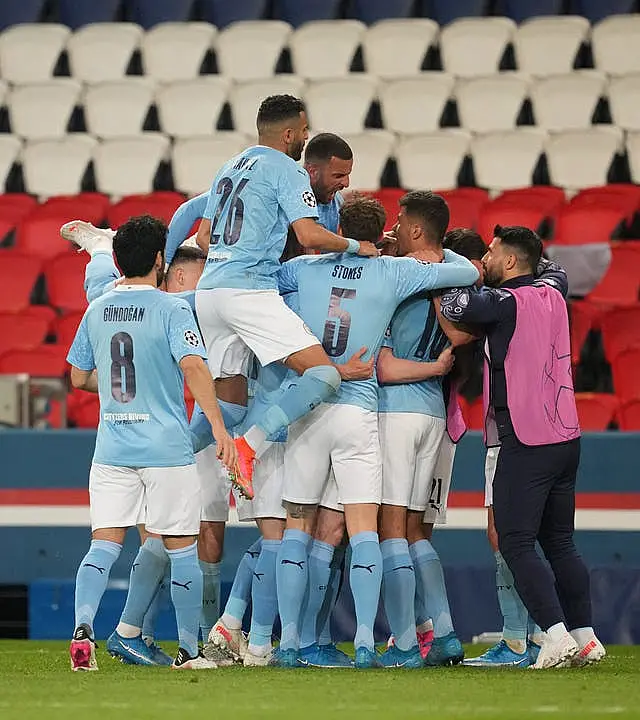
[110,332,136,403]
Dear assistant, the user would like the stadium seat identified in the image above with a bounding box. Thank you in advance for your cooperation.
[107,191,185,228]
[37,193,110,225]
[379,74,454,135]
[67,23,144,84]
[351,0,415,23]
[305,76,377,135]
[439,18,516,78]
[341,131,395,190]
[569,300,601,366]
[438,188,489,230]
[531,71,607,132]
[69,392,100,428]
[44,254,89,313]
[612,345,640,402]
[362,19,438,79]
[216,20,292,80]
[22,304,56,331]
[156,77,230,137]
[495,186,566,213]
[553,205,625,245]
[141,22,216,83]
[371,188,405,230]
[627,132,640,184]
[199,0,268,27]
[0,252,42,312]
[274,0,342,26]
[0,80,8,108]
[572,0,637,24]
[600,306,640,364]
[229,77,306,137]
[0,193,37,241]
[569,185,640,226]
[502,0,564,22]
[58,0,121,29]
[15,214,73,260]
[396,130,471,192]
[456,74,528,133]
[0,345,68,378]
[608,75,640,133]
[22,135,97,198]
[591,15,640,76]
[172,134,251,196]
[574,393,619,431]
[0,311,49,357]
[618,399,640,431]
[290,20,366,79]
[127,0,195,28]
[588,242,640,305]
[0,136,22,193]
[93,134,170,197]
[430,0,487,26]
[477,202,550,244]
[470,129,546,192]
[545,127,623,192]
[8,80,82,140]
[514,17,590,77]
[0,24,69,85]
[54,312,84,348]
[84,79,155,139]
[0,0,46,30]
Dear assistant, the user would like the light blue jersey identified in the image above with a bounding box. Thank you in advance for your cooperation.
[277,250,479,411]
[165,192,208,265]
[67,285,207,468]
[378,295,449,418]
[197,146,319,292]
[316,192,343,234]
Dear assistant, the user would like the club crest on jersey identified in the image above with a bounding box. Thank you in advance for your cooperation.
[184,330,200,347]
[302,191,317,208]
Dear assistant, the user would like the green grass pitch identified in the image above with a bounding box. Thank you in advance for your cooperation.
[1,641,639,720]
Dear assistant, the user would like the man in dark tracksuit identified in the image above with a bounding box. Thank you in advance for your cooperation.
[439,225,605,670]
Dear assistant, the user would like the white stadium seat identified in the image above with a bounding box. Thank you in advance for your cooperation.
[626,132,640,184]
[305,75,377,135]
[172,133,251,196]
[531,71,607,132]
[0,24,70,85]
[0,79,7,106]
[396,130,471,191]
[609,74,640,132]
[22,135,97,197]
[362,19,438,79]
[142,22,217,83]
[514,16,590,77]
[8,79,81,140]
[592,15,640,76]
[342,130,395,190]
[290,20,366,79]
[216,21,291,81]
[379,74,454,135]
[440,17,516,78]
[156,77,230,137]
[471,129,547,192]
[67,23,143,84]
[0,135,21,190]
[93,133,170,196]
[84,79,155,139]
[545,127,623,191]
[456,73,528,133]
[229,76,305,137]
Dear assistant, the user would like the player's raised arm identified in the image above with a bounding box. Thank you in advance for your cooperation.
[165,192,209,265]
[291,217,379,257]
[377,346,454,385]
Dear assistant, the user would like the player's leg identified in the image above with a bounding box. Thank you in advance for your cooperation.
[61,221,119,302]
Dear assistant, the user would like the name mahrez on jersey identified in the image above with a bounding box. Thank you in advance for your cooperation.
[103,305,146,323]
[332,265,363,280]
[232,156,259,171]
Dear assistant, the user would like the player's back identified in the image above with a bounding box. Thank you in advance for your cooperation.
[83,287,195,467]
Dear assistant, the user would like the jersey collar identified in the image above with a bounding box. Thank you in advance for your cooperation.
[112,284,156,292]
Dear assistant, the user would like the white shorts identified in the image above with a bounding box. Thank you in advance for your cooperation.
[195,288,319,378]
[423,433,456,526]
[236,441,286,521]
[319,469,343,513]
[379,412,446,512]
[484,446,500,507]
[283,403,381,506]
[89,463,201,536]
[197,445,231,523]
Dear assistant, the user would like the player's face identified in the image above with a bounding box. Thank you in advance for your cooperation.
[395,209,415,256]
[286,111,310,161]
[307,156,353,204]
[482,238,508,287]
[471,259,485,287]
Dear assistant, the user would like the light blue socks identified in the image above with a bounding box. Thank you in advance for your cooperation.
[299,539,334,649]
[276,529,312,652]
[199,560,221,643]
[381,538,417,651]
[221,539,262,628]
[75,539,122,634]
[410,539,453,639]
[248,539,281,655]
[350,531,383,652]
[167,542,203,658]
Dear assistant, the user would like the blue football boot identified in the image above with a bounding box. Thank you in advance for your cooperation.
[424,631,464,666]
[527,639,542,666]
[379,644,425,669]
[355,647,382,669]
[298,643,353,668]
[106,631,157,665]
[464,640,530,668]
[268,647,301,668]
[146,641,173,666]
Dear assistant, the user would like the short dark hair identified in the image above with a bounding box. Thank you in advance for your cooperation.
[444,228,487,261]
[168,245,206,269]
[494,224,542,274]
[113,215,167,279]
[399,191,450,245]
[257,94,306,133]
[339,197,386,242]
[304,133,353,164]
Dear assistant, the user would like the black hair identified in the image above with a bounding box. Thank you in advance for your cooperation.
[257,94,306,133]
[399,190,450,245]
[339,197,386,242]
[444,228,487,261]
[304,133,353,164]
[168,245,206,269]
[113,215,167,279]
[494,224,543,274]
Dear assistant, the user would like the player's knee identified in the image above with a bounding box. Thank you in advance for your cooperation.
[283,500,318,519]
[303,365,341,397]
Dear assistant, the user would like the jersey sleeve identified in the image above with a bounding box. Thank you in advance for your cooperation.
[66,312,95,371]
[167,300,208,363]
[535,258,569,298]
[277,257,302,294]
[440,286,514,325]
[391,251,480,301]
[165,192,208,264]
[277,162,319,225]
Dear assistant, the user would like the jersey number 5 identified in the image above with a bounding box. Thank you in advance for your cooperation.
[211,177,249,246]
[322,287,356,357]
[110,332,136,403]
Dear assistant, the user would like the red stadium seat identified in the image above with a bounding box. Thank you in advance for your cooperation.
[575,393,619,431]
[21,304,56,333]
[496,187,566,214]
[612,345,640,403]
[68,391,100,428]
[45,253,89,313]
[570,185,640,225]
[0,311,50,357]
[54,311,85,348]
[0,194,38,243]
[36,194,110,226]
[0,344,68,377]
[107,192,185,229]
[0,252,43,312]
[371,188,405,230]
[477,203,549,244]
[552,205,626,245]
[618,399,640,431]
[600,306,640,363]
[439,188,490,231]
[15,214,74,260]
[569,300,603,366]
[587,242,640,306]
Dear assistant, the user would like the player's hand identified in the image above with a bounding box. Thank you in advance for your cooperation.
[339,347,375,381]
[212,425,237,470]
[357,241,381,257]
[432,347,455,376]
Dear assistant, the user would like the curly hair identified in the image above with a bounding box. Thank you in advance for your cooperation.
[113,215,167,278]
[257,94,306,132]
[339,197,386,242]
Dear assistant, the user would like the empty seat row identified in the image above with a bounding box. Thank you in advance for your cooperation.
[1,16,640,85]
